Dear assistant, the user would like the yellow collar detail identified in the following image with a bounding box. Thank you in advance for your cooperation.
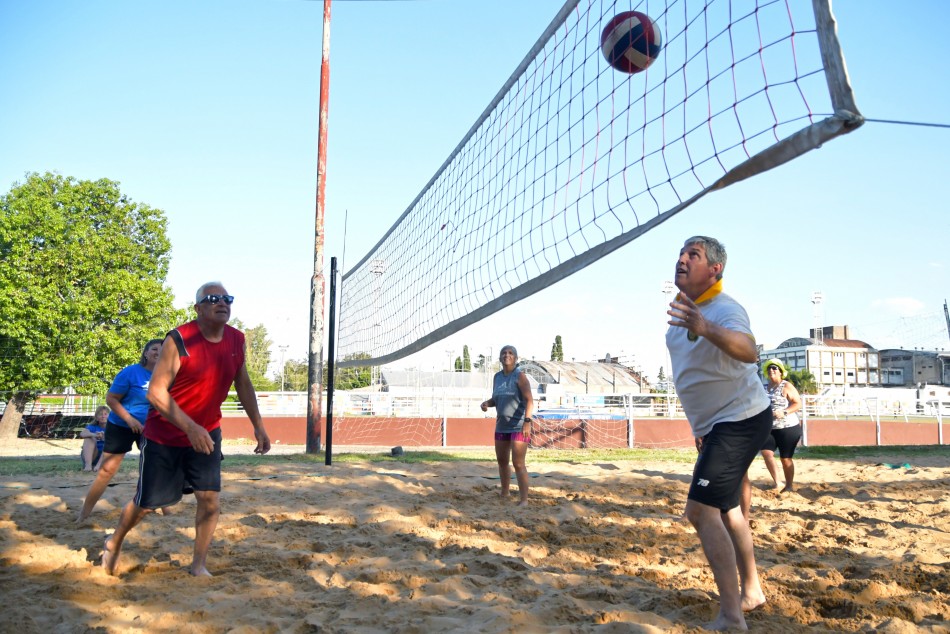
[676,279,723,305]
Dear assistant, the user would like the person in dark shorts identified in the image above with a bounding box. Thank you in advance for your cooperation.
[666,236,772,631]
[101,281,271,577]
[76,339,164,523]
[759,358,803,492]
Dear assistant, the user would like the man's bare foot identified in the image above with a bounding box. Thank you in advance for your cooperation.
[101,536,120,576]
[190,565,213,577]
[741,590,767,612]
[781,485,794,493]
[75,508,91,525]
[517,499,528,507]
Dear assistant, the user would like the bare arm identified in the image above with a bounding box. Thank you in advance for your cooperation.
[146,334,215,454]
[517,372,535,433]
[233,362,270,455]
[106,391,143,434]
[667,294,758,363]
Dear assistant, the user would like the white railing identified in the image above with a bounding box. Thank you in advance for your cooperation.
[6,391,948,421]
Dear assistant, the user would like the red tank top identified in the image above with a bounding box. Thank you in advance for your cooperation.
[144,321,245,447]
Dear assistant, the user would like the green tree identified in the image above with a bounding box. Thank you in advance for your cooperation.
[462,345,471,372]
[323,352,372,390]
[0,172,186,439]
[787,369,818,395]
[280,358,309,392]
[653,366,670,394]
[230,319,276,391]
[550,335,564,362]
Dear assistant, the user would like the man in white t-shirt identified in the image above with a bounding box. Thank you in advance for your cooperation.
[665,236,772,631]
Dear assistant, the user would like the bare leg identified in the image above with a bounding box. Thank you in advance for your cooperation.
[760,450,780,489]
[102,500,151,576]
[722,505,766,613]
[511,439,530,506]
[494,439,512,500]
[191,490,220,576]
[780,457,795,492]
[739,472,752,523]
[77,452,125,523]
[685,499,747,631]
[80,438,98,471]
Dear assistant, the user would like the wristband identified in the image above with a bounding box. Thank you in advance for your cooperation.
[524,417,533,422]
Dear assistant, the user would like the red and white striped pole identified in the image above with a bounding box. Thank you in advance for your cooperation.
[307,0,332,454]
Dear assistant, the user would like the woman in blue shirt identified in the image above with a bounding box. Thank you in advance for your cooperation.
[76,339,164,523]
[79,406,109,471]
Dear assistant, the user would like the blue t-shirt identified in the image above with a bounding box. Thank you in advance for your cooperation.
[107,364,153,428]
[85,423,106,452]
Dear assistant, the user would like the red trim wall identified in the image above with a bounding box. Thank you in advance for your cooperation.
[221,416,950,448]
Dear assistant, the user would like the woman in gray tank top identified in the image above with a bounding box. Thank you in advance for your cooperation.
[480,344,535,505]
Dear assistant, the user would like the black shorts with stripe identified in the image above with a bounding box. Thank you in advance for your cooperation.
[689,407,772,512]
[134,428,222,510]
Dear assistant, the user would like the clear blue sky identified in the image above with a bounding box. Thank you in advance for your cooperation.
[2,0,948,382]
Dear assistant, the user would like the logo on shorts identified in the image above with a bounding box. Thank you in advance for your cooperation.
[697,478,710,487]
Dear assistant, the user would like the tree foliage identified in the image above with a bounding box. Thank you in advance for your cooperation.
[462,345,471,372]
[230,319,276,391]
[0,172,186,396]
[280,358,309,392]
[336,352,373,390]
[550,335,564,362]
[787,369,819,395]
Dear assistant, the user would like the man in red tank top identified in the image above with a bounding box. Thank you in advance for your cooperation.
[101,281,271,577]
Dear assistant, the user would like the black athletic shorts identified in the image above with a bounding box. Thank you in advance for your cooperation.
[689,407,772,512]
[102,421,143,455]
[134,428,222,510]
[761,424,802,459]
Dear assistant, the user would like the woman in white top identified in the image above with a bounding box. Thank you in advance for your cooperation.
[760,359,803,492]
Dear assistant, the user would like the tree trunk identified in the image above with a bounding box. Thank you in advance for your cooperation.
[0,392,31,443]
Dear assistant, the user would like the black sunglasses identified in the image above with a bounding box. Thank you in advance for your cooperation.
[198,294,234,305]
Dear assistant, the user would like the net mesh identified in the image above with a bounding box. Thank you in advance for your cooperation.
[337,0,861,367]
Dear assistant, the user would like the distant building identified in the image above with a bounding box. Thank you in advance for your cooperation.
[518,360,648,406]
[761,325,880,388]
[879,349,950,387]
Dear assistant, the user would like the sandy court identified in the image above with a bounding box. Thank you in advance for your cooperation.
[1,448,949,633]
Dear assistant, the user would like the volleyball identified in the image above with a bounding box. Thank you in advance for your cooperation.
[600,11,662,74]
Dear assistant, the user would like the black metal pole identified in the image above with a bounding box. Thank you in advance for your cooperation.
[325,257,338,465]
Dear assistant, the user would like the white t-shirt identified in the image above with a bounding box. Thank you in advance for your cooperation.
[666,291,770,438]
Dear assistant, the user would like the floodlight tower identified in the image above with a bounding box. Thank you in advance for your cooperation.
[811,291,824,344]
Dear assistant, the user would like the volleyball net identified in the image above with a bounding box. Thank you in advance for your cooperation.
[336,0,862,367]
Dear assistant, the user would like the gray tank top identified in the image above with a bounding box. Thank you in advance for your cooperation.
[492,368,526,433]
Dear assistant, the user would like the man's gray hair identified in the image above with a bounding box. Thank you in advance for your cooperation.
[196,281,227,303]
[684,236,727,280]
